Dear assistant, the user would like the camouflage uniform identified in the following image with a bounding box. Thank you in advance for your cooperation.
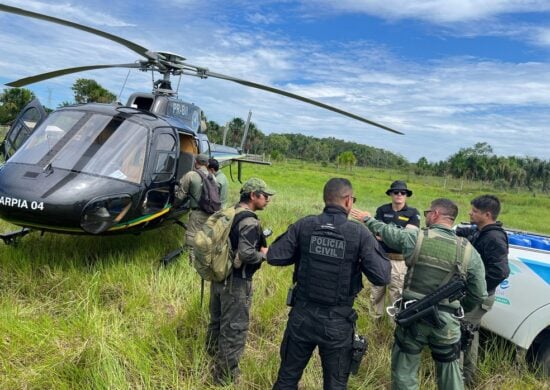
[206,178,275,384]
[176,164,213,249]
[364,218,487,390]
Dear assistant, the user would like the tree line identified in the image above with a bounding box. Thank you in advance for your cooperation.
[415,142,550,192]
[1,82,548,192]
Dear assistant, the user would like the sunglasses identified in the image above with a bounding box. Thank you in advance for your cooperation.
[258,192,271,199]
[391,191,408,196]
[342,195,356,203]
[423,209,433,217]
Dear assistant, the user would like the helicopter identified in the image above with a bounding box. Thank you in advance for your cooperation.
[0,3,402,245]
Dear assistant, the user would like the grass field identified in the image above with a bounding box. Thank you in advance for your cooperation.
[0,161,549,388]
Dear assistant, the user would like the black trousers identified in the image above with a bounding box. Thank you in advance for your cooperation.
[273,302,355,390]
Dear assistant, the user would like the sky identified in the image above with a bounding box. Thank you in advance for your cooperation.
[1,0,550,162]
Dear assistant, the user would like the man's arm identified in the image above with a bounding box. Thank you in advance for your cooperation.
[267,222,301,267]
[481,231,510,292]
[237,217,265,265]
[455,225,475,239]
[364,218,418,257]
[462,250,488,312]
[175,171,194,200]
[358,227,391,286]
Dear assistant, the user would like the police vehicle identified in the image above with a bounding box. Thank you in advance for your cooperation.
[481,230,550,376]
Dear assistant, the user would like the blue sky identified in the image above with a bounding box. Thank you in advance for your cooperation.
[1,0,550,162]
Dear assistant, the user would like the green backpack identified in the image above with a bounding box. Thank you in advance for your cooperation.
[193,206,255,282]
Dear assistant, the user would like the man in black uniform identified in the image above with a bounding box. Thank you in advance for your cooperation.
[267,178,391,389]
[456,194,509,386]
[371,180,420,321]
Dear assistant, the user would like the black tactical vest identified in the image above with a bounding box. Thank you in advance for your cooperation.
[294,215,362,306]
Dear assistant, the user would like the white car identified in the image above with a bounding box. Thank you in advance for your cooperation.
[481,230,550,375]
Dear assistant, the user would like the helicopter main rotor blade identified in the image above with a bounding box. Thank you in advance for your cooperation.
[6,63,143,87]
[0,4,156,60]
[203,70,403,135]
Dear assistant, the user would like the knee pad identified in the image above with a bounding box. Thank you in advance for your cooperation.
[430,341,461,362]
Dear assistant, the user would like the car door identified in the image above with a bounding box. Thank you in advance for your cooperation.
[0,98,47,160]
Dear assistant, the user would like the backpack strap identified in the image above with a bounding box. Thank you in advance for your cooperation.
[188,169,205,204]
[229,209,258,250]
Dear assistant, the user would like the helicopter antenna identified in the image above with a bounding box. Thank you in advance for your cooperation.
[117,69,131,103]
[175,74,182,95]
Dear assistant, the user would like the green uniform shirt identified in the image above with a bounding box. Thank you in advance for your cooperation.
[176,166,213,209]
[215,170,229,208]
[364,218,487,312]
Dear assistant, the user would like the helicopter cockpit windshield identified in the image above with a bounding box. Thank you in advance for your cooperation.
[9,110,148,184]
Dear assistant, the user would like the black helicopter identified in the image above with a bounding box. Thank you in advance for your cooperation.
[0,4,401,245]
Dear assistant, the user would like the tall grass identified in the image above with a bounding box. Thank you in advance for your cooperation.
[0,161,548,388]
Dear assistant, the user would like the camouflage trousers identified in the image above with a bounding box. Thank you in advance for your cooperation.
[206,276,253,384]
[392,313,463,390]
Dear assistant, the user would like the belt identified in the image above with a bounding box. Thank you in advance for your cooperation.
[294,300,357,321]
[387,253,405,261]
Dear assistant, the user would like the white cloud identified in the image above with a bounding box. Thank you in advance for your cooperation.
[309,0,550,24]
[2,0,550,162]
[2,0,134,27]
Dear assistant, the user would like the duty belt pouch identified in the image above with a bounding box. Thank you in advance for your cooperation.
[460,321,477,351]
[350,333,368,375]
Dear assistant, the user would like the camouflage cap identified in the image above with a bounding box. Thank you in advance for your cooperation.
[195,154,209,165]
[240,177,276,196]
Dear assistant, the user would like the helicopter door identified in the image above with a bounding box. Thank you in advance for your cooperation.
[0,98,47,160]
[142,128,178,213]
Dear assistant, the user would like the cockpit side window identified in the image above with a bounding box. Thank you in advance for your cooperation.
[152,132,177,183]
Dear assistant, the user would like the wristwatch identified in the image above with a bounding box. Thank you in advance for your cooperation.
[363,215,371,223]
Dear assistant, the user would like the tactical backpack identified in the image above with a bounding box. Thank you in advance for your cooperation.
[194,169,221,214]
[193,207,256,282]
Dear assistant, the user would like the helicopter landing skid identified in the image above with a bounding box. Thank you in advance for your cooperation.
[1,228,32,245]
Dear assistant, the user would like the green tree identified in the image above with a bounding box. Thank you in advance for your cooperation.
[337,151,356,171]
[267,134,290,157]
[415,156,430,175]
[0,87,35,124]
[72,78,116,104]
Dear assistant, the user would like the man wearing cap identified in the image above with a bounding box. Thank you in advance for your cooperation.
[208,158,229,208]
[175,154,216,256]
[371,180,420,322]
[351,198,486,389]
[268,178,391,389]
[206,177,275,385]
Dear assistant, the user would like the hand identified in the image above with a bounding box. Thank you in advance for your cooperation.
[350,208,371,222]
[260,246,268,256]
